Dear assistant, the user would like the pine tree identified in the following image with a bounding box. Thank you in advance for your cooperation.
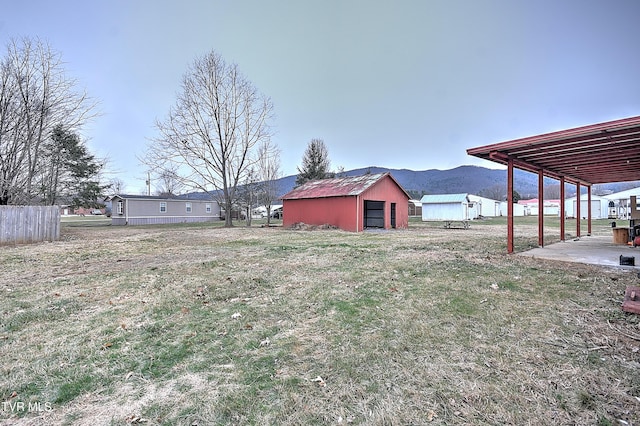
[41,125,106,207]
[296,139,333,186]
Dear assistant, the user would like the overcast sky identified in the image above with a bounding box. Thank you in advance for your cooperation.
[2,1,640,194]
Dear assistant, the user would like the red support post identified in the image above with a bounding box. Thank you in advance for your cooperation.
[560,177,565,241]
[507,158,514,253]
[587,186,592,236]
[538,169,544,247]
[576,183,581,237]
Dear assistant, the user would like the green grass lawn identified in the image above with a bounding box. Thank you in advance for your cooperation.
[1,217,638,425]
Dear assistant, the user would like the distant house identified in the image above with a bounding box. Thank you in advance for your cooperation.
[281,172,410,232]
[107,194,220,225]
[60,206,105,216]
[420,193,478,222]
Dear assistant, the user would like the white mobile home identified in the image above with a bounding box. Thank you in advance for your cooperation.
[420,193,478,221]
[108,194,220,225]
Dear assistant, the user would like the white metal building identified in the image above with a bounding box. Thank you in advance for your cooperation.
[467,194,501,217]
[499,202,526,216]
[563,195,608,219]
[420,193,478,221]
[604,187,640,219]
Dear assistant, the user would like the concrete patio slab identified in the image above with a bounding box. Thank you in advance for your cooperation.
[518,235,640,269]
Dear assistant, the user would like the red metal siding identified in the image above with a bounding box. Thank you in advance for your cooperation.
[360,175,409,230]
[283,175,409,232]
[283,196,358,231]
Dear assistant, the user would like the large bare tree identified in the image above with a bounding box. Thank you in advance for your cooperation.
[144,50,273,226]
[0,37,96,205]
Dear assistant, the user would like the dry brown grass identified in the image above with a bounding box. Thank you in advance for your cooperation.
[1,217,639,425]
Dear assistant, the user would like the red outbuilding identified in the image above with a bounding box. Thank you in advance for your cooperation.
[281,172,410,232]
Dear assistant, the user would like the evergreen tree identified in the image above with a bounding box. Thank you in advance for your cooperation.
[296,139,333,186]
[41,125,106,207]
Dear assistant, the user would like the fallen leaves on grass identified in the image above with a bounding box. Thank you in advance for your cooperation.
[311,376,326,387]
[125,414,148,424]
[194,286,207,299]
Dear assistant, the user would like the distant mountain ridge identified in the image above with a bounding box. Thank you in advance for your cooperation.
[274,166,533,199]
[273,166,639,200]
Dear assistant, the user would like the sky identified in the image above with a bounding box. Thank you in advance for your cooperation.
[2,0,640,194]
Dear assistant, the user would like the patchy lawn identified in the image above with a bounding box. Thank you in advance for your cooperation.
[1,217,639,425]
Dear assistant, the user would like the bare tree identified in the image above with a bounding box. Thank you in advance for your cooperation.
[154,166,184,196]
[143,50,273,226]
[0,37,97,205]
[237,167,257,227]
[255,139,282,226]
[543,183,561,199]
[109,178,124,195]
[478,184,505,201]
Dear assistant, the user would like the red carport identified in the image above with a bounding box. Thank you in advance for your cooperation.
[467,115,640,253]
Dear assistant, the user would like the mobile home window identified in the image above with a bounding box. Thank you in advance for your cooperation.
[117,200,124,215]
[186,202,192,213]
[160,202,167,213]
[205,203,212,213]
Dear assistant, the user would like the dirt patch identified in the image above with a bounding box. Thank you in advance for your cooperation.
[288,222,340,231]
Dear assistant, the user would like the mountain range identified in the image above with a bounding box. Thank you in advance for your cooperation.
[273,166,640,200]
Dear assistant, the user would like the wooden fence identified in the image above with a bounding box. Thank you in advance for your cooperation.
[0,206,61,245]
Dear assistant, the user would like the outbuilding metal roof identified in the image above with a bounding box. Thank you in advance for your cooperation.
[420,193,469,204]
[282,172,409,200]
[467,115,640,185]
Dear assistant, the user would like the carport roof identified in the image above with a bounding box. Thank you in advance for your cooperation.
[466,115,640,185]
